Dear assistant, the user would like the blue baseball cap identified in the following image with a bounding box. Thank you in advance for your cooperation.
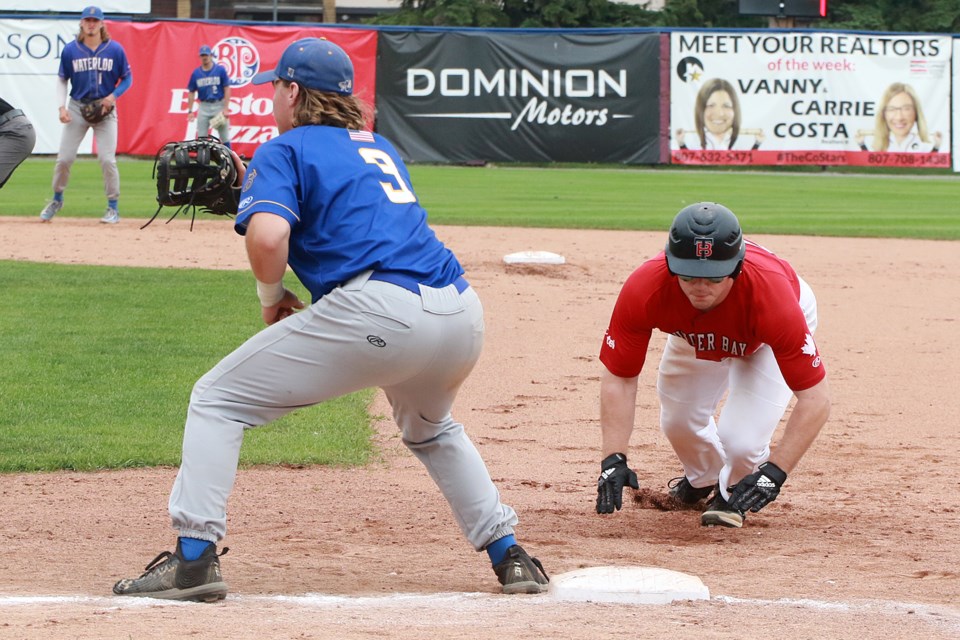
[81,6,104,20]
[199,45,213,56]
[251,38,353,95]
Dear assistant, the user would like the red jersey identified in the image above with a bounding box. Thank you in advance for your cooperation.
[599,241,825,391]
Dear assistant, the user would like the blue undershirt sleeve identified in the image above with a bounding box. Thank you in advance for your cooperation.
[113,73,132,99]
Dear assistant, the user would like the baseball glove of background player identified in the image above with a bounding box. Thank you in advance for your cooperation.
[143,137,240,230]
[79,99,113,124]
[209,112,228,130]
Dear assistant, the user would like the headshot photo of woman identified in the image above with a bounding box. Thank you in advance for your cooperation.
[856,82,942,153]
[675,78,764,151]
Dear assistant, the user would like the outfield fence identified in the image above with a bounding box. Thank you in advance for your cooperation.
[0,16,957,171]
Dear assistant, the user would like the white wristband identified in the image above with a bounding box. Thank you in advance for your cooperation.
[256,279,285,307]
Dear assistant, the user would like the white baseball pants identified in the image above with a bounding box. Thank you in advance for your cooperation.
[196,100,230,144]
[53,99,119,200]
[656,277,818,499]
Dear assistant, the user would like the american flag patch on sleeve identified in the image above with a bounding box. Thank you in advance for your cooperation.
[348,129,375,143]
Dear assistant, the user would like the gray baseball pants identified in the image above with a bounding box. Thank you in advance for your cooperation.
[196,100,230,143]
[169,271,518,551]
[53,99,119,199]
[0,111,36,188]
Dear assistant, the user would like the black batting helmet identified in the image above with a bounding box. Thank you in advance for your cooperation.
[665,202,745,279]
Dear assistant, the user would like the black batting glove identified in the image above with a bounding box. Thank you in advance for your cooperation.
[728,462,788,513]
[596,453,639,514]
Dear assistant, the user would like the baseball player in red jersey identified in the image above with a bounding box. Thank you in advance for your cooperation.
[595,202,831,527]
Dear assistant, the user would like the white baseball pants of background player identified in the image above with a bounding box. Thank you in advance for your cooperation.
[196,100,229,143]
[656,277,818,500]
[168,270,519,551]
[52,99,119,199]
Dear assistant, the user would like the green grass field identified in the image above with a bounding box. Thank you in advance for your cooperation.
[4,156,959,238]
[0,261,375,472]
[1,157,958,472]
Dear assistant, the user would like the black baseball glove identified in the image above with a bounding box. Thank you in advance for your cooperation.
[79,99,113,124]
[596,452,639,514]
[144,137,241,230]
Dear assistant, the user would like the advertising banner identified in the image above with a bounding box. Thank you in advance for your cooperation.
[104,22,377,157]
[0,19,377,156]
[670,31,952,168]
[0,19,84,154]
[0,1,149,11]
[954,37,959,173]
[376,31,663,164]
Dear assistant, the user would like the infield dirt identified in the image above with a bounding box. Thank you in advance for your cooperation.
[1,217,958,639]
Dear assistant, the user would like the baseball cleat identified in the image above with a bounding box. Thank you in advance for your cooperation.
[100,207,120,224]
[493,544,550,594]
[701,491,744,528]
[112,541,229,602]
[39,200,62,222]
[667,476,715,505]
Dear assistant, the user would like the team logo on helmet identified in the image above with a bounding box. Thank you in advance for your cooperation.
[694,236,713,259]
[211,37,261,88]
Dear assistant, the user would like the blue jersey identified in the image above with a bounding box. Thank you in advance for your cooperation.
[236,127,464,302]
[188,65,230,102]
[59,39,131,102]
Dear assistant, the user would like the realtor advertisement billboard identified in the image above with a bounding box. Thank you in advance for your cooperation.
[670,30,952,168]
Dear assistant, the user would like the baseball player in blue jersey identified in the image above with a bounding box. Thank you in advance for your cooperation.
[0,97,36,189]
[186,45,231,147]
[112,37,549,602]
[39,6,132,224]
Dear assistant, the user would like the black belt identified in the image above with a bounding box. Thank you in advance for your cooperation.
[0,109,24,126]
[368,272,469,295]
[200,99,223,103]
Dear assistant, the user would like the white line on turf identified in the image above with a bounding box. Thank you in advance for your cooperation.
[1,590,958,630]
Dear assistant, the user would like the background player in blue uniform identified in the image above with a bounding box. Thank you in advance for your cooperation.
[39,5,132,224]
[186,45,231,147]
[112,38,549,602]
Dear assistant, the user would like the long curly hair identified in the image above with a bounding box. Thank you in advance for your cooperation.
[76,23,110,43]
[290,83,367,131]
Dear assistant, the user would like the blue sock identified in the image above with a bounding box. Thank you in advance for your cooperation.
[53,192,63,202]
[108,199,118,211]
[178,537,212,561]
[486,534,516,566]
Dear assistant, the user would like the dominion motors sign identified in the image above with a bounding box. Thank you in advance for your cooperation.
[375,31,663,164]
